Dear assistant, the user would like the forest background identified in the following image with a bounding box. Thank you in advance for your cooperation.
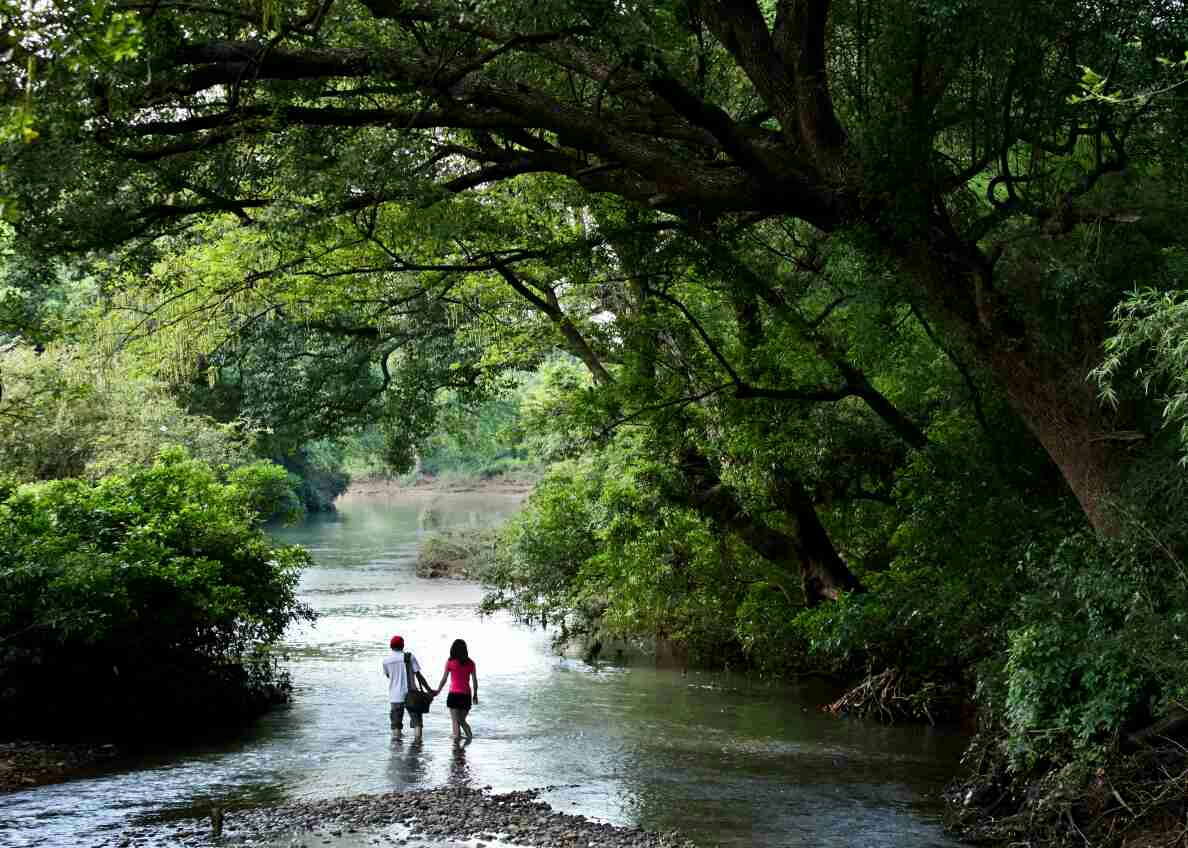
[1,0,1188,844]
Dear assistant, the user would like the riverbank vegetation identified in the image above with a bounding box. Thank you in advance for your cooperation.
[0,232,351,513]
[0,449,314,737]
[2,0,1187,842]
[417,528,499,579]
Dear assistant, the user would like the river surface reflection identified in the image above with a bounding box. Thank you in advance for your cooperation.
[0,492,967,847]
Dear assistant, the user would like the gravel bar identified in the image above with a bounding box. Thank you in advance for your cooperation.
[108,786,700,848]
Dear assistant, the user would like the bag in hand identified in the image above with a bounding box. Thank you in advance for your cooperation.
[403,653,432,713]
[405,688,432,713]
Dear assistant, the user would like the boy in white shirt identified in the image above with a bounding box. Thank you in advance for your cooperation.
[382,635,433,740]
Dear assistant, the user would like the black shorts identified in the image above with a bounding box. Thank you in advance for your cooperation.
[446,692,472,712]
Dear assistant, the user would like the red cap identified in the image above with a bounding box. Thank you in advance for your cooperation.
[390,635,404,650]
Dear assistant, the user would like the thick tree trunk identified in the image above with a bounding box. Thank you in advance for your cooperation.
[988,349,1130,535]
[910,230,1133,534]
[770,467,865,602]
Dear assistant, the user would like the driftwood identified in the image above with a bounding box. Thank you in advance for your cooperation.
[825,667,957,725]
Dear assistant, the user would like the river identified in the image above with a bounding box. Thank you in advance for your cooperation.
[0,492,967,847]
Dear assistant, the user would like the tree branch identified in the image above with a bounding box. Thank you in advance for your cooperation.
[646,287,744,387]
[492,263,614,386]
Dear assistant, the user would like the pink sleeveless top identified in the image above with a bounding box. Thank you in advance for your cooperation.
[445,658,475,694]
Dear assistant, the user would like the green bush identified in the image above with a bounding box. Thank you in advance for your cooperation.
[790,414,1078,719]
[266,439,350,513]
[795,425,1061,670]
[482,441,766,666]
[1003,531,1188,766]
[0,448,314,737]
[481,456,603,629]
[225,460,304,523]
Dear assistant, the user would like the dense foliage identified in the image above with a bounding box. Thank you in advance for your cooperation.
[484,436,756,665]
[1,0,1187,842]
[0,342,256,481]
[418,383,542,481]
[0,449,313,736]
[1003,531,1188,764]
[0,229,346,512]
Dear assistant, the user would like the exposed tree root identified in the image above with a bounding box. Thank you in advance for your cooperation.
[825,666,964,724]
[946,733,1188,847]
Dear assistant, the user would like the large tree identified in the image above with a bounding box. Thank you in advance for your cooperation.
[4,0,1187,531]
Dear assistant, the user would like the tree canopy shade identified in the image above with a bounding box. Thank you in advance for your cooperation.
[3,0,1188,532]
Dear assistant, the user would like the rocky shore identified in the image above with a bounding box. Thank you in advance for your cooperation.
[0,739,122,793]
[111,786,698,848]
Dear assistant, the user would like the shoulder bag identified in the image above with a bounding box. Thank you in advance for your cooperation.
[403,653,432,713]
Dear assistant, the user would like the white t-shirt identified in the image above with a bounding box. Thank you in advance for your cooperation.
[382,650,420,704]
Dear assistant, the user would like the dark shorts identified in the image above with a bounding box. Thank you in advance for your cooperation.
[390,702,423,729]
[446,692,472,712]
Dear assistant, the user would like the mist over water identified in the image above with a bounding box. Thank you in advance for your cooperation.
[0,492,965,847]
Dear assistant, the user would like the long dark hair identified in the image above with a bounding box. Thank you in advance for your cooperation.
[449,638,470,666]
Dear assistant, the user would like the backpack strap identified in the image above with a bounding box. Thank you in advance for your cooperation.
[403,652,419,691]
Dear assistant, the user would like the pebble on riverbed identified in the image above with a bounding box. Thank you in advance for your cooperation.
[112,786,699,848]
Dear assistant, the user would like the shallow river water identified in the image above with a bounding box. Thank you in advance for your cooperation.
[1,492,967,847]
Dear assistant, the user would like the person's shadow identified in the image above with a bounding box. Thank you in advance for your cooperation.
[448,738,472,788]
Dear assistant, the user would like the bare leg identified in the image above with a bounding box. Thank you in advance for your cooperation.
[461,714,472,741]
[449,708,462,740]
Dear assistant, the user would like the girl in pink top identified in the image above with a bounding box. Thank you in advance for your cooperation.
[434,638,478,741]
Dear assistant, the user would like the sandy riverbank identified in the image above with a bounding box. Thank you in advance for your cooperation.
[338,476,536,501]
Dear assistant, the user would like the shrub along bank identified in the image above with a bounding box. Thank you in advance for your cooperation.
[482,432,1188,847]
[0,341,351,517]
[0,449,314,738]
